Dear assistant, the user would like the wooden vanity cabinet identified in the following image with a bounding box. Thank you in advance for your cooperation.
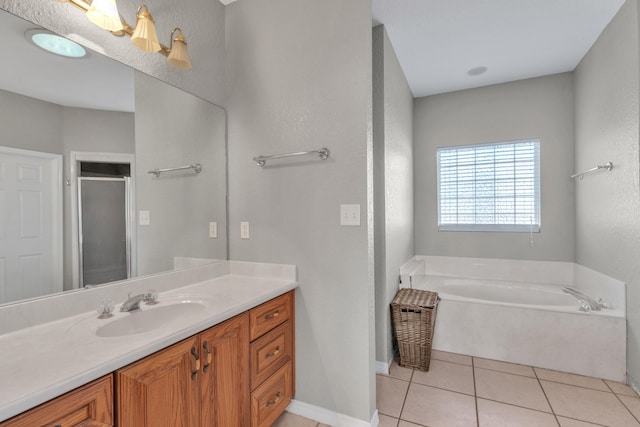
[249,291,295,427]
[0,375,114,427]
[116,313,250,427]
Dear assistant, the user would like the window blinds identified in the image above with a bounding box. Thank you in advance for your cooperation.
[437,140,540,232]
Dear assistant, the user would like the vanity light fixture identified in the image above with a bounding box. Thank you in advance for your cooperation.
[130,4,161,52]
[27,29,87,58]
[85,0,123,32]
[57,0,192,69]
[167,28,192,70]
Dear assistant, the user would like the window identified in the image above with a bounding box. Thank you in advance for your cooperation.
[437,139,540,232]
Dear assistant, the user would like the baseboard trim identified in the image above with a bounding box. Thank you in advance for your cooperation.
[375,360,389,375]
[628,372,640,396]
[287,400,379,427]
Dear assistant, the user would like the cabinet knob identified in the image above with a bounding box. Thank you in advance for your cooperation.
[264,310,280,320]
[265,346,280,359]
[202,341,212,373]
[191,347,200,380]
[266,391,282,407]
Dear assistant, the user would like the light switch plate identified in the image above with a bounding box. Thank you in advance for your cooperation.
[139,210,150,226]
[209,221,218,238]
[340,204,360,226]
[240,221,250,239]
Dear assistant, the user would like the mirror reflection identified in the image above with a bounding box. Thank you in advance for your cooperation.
[0,10,227,305]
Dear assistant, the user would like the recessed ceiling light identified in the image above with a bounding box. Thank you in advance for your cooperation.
[468,66,488,76]
[26,29,87,59]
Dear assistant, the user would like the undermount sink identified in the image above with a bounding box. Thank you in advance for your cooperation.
[96,301,207,338]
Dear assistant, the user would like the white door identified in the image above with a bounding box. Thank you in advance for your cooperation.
[0,147,62,304]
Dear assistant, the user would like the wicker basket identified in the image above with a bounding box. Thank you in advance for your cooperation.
[390,288,439,371]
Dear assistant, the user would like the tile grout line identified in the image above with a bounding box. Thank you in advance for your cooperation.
[472,357,480,427]
[533,365,561,427]
[605,381,640,425]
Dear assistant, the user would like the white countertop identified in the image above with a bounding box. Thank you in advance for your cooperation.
[0,263,297,421]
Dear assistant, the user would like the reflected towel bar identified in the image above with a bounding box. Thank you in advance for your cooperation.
[148,164,202,177]
[253,147,330,167]
[571,162,613,180]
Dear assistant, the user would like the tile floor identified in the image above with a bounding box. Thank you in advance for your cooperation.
[378,350,640,427]
[272,349,640,426]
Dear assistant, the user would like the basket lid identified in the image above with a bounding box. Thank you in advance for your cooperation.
[392,288,439,308]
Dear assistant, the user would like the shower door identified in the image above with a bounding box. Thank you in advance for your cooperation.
[78,177,132,287]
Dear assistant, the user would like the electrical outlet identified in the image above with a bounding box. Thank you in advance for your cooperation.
[240,221,250,239]
[340,204,360,226]
[209,221,217,238]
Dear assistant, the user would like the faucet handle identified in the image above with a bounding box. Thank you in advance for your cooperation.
[144,289,159,305]
[97,299,115,318]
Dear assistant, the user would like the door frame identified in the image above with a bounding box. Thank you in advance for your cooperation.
[0,145,63,299]
[70,151,136,289]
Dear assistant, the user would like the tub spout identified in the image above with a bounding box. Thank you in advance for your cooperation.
[562,287,604,311]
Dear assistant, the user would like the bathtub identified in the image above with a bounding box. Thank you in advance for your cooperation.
[400,256,627,382]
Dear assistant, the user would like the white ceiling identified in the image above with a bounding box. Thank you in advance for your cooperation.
[0,10,134,112]
[372,0,626,97]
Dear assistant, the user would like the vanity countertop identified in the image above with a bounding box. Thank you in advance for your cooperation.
[0,262,297,422]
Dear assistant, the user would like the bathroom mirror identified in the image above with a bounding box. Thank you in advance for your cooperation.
[0,9,227,305]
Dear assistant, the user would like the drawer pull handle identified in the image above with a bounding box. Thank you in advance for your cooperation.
[266,391,281,407]
[265,346,281,359]
[191,346,200,380]
[264,310,280,320]
[203,341,212,373]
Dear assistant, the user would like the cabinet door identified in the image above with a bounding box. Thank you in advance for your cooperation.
[199,313,250,427]
[0,375,113,427]
[117,336,200,427]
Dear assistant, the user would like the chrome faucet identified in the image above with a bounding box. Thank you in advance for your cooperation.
[562,287,605,311]
[120,290,158,312]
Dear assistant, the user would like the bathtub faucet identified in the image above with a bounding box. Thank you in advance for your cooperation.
[562,287,604,312]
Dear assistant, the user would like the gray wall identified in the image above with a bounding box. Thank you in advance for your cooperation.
[574,0,640,388]
[414,74,575,261]
[373,26,414,367]
[0,0,226,106]
[0,88,63,154]
[135,72,227,275]
[225,0,376,422]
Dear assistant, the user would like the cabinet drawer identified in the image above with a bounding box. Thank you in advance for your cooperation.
[249,291,292,341]
[250,321,292,390]
[250,362,292,427]
[0,375,114,427]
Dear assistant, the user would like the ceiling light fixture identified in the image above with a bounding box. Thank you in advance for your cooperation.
[27,29,87,58]
[57,0,192,70]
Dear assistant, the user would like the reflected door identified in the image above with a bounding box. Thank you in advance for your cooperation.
[78,177,131,287]
[0,147,62,304]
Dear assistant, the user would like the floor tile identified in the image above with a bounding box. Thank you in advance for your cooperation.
[620,395,640,421]
[541,380,640,426]
[535,368,609,391]
[412,359,474,395]
[557,416,606,426]
[475,367,551,412]
[398,421,424,427]
[474,357,535,377]
[431,349,473,366]
[272,411,318,427]
[378,414,399,427]
[377,374,410,418]
[477,398,558,427]
[388,360,413,381]
[401,383,477,427]
[607,380,640,397]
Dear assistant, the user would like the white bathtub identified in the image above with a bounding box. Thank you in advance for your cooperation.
[400,256,627,382]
